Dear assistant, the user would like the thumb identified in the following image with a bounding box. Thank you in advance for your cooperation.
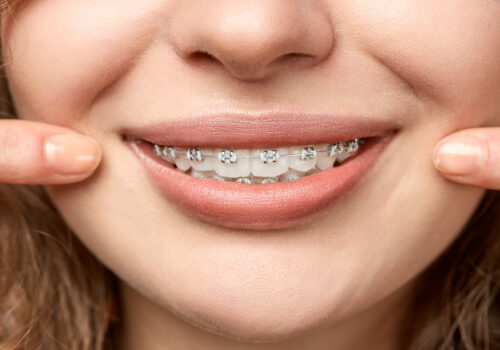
[433,127,500,190]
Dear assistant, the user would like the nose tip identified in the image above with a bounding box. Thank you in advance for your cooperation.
[168,1,334,81]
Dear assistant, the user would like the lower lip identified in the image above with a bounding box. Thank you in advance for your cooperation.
[127,134,394,230]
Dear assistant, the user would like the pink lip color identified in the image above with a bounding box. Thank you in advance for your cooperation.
[127,131,395,231]
[121,112,400,149]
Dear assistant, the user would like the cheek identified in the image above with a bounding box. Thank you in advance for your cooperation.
[1,0,165,125]
[347,0,500,124]
[5,0,500,128]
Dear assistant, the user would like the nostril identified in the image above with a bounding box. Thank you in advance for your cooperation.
[187,51,315,78]
[189,51,218,63]
[273,52,315,66]
[189,51,312,64]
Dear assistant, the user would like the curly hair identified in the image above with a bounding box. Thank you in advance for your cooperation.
[0,1,498,349]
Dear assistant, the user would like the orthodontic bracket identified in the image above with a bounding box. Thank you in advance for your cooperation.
[154,138,363,164]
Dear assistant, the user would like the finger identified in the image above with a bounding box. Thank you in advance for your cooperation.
[0,119,101,184]
[432,127,500,190]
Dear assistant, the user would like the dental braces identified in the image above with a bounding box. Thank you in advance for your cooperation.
[153,138,364,164]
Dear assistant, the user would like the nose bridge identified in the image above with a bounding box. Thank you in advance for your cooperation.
[168,0,334,81]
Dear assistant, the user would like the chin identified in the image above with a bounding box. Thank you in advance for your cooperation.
[169,300,332,343]
[128,266,364,345]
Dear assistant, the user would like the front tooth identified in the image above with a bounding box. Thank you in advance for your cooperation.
[191,148,215,171]
[214,149,251,178]
[289,146,316,172]
[251,148,289,177]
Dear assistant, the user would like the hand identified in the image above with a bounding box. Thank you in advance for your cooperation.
[0,119,101,184]
[433,127,500,190]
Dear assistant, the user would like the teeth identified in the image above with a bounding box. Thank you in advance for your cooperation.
[187,148,203,162]
[153,144,164,157]
[329,140,360,164]
[152,138,364,183]
[251,147,289,177]
[211,173,226,182]
[306,167,322,176]
[154,145,177,165]
[260,177,278,184]
[316,150,335,170]
[174,150,191,171]
[190,170,208,179]
[279,169,306,182]
[289,146,317,172]
[214,149,251,178]
[236,177,253,184]
[191,148,215,171]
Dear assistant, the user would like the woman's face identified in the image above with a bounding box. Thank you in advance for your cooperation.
[3,0,500,342]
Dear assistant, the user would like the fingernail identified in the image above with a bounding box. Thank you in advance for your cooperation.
[44,134,101,175]
[433,134,486,176]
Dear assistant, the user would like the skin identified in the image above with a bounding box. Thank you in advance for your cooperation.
[1,0,500,349]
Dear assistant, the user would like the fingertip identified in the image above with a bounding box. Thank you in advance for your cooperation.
[433,134,486,177]
[44,133,102,176]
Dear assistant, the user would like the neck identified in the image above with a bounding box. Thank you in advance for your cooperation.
[113,276,420,350]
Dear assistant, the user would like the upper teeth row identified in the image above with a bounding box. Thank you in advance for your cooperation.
[154,138,363,164]
[151,138,364,178]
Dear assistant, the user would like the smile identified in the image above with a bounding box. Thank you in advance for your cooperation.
[123,112,399,230]
[150,139,364,184]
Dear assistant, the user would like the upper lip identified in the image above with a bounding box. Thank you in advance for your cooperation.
[121,111,400,149]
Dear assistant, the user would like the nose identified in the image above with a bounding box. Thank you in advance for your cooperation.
[168,0,334,81]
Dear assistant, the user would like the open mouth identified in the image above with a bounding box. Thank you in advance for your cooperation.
[146,138,365,184]
[122,112,399,230]
[126,134,393,230]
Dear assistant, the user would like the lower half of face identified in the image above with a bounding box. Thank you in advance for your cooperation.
[4,0,500,341]
[45,130,487,340]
